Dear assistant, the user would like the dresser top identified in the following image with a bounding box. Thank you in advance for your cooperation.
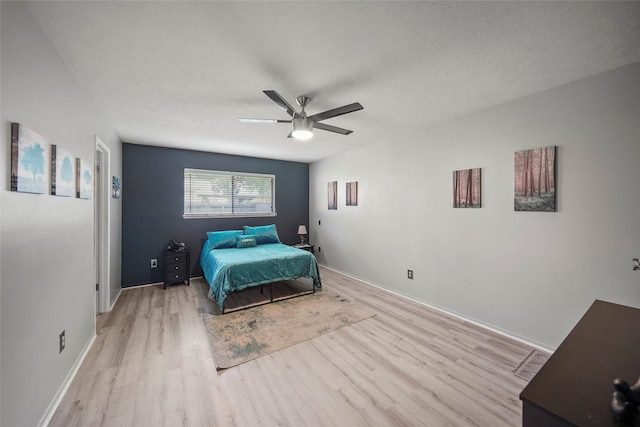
[520,300,640,426]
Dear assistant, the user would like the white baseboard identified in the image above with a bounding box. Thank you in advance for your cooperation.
[122,276,204,290]
[319,264,555,354]
[39,333,96,427]
[109,288,122,311]
[124,281,163,289]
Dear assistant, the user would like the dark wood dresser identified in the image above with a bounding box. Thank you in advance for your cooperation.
[520,300,640,426]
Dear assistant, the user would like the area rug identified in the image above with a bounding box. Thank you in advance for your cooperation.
[202,287,375,370]
[514,349,550,381]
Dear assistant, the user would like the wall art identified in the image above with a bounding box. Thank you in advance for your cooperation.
[10,123,50,194]
[346,181,358,206]
[76,157,93,199]
[327,181,337,210]
[453,168,481,208]
[112,176,121,199]
[514,146,556,212]
[51,145,76,197]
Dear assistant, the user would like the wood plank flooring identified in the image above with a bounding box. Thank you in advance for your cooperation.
[49,267,534,426]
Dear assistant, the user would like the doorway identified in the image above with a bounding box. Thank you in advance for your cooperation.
[94,136,111,314]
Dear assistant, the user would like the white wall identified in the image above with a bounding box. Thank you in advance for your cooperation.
[310,63,640,351]
[0,2,122,425]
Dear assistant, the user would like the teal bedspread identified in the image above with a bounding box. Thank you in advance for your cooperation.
[200,242,322,309]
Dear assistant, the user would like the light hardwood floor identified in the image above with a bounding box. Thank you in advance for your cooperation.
[50,267,534,426]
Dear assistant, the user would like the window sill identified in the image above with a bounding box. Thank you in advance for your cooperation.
[183,213,277,220]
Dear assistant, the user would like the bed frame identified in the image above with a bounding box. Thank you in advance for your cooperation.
[221,276,317,314]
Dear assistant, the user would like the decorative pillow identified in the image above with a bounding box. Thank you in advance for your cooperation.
[236,234,257,248]
[206,230,243,249]
[243,224,281,245]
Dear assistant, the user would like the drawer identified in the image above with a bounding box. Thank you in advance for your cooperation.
[166,271,187,282]
[166,253,188,264]
[167,263,187,273]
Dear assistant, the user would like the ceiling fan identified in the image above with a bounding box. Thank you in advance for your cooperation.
[239,90,363,140]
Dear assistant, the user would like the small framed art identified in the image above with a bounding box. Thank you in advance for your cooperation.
[453,168,481,208]
[346,181,358,206]
[328,181,337,210]
[76,158,93,199]
[10,123,50,194]
[51,145,76,197]
[112,176,121,199]
[514,146,556,212]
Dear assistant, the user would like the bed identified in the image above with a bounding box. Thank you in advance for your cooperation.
[200,225,322,313]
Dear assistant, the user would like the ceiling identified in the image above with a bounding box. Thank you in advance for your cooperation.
[27,1,640,163]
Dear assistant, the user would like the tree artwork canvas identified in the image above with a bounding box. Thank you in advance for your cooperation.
[514,146,556,212]
[453,168,481,208]
[76,158,93,199]
[346,181,358,206]
[328,181,337,210]
[51,145,76,197]
[10,123,50,194]
[112,176,121,199]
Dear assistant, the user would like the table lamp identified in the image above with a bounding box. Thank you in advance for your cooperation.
[297,225,308,244]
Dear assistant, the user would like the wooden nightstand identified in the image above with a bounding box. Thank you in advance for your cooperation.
[163,249,190,289]
[293,243,315,254]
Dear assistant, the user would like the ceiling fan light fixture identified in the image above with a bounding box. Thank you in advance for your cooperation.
[292,116,313,140]
[241,90,362,138]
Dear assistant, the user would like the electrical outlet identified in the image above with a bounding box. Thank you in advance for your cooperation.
[407,270,413,280]
[151,258,158,268]
[59,330,65,353]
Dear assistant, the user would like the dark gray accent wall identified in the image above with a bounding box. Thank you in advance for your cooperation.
[122,143,309,287]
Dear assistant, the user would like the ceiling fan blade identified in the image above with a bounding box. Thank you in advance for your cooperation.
[308,102,363,122]
[314,122,353,135]
[263,90,297,117]
[238,118,292,123]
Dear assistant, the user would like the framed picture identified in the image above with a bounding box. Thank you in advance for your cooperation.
[10,123,50,194]
[51,145,76,197]
[76,158,93,199]
[514,146,556,212]
[346,181,358,206]
[112,176,121,199]
[453,168,481,208]
[328,181,337,210]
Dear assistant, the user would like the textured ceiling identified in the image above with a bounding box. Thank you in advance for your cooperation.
[27,1,640,163]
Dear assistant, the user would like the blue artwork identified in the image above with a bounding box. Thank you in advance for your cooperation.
[112,176,121,199]
[51,145,76,197]
[76,157,93,199]
[11,123,50,194]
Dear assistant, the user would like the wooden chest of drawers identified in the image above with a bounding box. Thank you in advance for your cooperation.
[520,300,640,426]
[163,249,190,289]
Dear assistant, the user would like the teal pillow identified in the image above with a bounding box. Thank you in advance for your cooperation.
[236,234,257,248]
[206,230,243,249]
[243,224,280,245]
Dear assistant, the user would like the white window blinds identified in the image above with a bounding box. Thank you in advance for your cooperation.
[184,169,276,218]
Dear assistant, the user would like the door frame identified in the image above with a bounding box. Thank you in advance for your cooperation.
[95,135,111,313]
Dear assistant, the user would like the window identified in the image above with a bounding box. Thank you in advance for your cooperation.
[184,169,276,218]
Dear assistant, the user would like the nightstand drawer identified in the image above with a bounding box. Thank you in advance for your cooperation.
[167,271,187,282]
[167,263,187,273]
[167,253,187,264]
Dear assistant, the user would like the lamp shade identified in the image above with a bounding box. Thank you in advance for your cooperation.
[297,225,307,235]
